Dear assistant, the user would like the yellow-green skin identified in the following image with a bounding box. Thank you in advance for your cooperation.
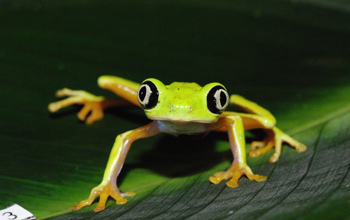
[143,79,223,123]
[48,75,307,212]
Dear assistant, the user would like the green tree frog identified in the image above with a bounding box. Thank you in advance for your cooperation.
[48,75,306,212]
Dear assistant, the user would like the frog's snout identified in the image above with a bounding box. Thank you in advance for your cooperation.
[171,104,193,113]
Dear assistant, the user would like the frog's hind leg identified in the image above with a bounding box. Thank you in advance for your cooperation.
[250,127,307,163]
[98,75,141,107]
[48,88,106,124]
[48,76,142,124]
[226,94,307,163]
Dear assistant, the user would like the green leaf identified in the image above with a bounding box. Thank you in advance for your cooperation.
[0,0,349,219]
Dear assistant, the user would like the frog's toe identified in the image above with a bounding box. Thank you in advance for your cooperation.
[78,102,104,124]
[112,191,135,205]
[249,149,261,157]
[55,88,76,97]
[209,170,232,184]
[249,140,274,158]
[48,102,59,112]
[93,205,106,212]
[250,140,266,151]
[269,152,280,163]
[296,143,307,153]
[72,198,94,211]
[209,177,221,184]
[241,165,267,182]
[121,191,136,197]
[254,174,267,182]
[226,179,239,188]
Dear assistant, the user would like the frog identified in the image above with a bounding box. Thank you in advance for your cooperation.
[48,75,307,212]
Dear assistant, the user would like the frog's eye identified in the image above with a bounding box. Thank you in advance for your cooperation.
[207,85,229,114]
[137,80,159,109]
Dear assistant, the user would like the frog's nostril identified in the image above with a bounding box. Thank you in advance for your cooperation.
[170,104,193,113]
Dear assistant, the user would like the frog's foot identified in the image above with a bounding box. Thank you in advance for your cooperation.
[48,88,105,124]
[209,162,266,188]
[250,127,307,163]
[72,182,136,212]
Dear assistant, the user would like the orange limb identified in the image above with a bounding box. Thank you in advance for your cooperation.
[48,76,142,124]
[72,121,160,211]
[221,95,306,163]
[209,115,266,187]
[250,127,307,163]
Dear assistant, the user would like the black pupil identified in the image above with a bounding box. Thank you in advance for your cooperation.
[139,86,146,102]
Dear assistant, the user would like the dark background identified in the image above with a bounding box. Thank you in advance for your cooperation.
[0,0,349,219]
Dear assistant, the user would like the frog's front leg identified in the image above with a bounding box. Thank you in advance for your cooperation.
[72,181,135,212]
[73,121,160,212]
[209,116,266,188]
[250,127,307,163]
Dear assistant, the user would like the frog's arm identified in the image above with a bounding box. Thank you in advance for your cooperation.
[222,95,307,163]
[73,121,161,212]
[48,76,141,124]
[209,115,267,188]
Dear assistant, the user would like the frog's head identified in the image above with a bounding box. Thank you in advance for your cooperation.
[137,78,229,124]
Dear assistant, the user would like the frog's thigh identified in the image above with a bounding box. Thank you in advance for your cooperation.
[230,95,273,116]
[228,94,276,129]
[220,112,275,131]
[97,75,141,107]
